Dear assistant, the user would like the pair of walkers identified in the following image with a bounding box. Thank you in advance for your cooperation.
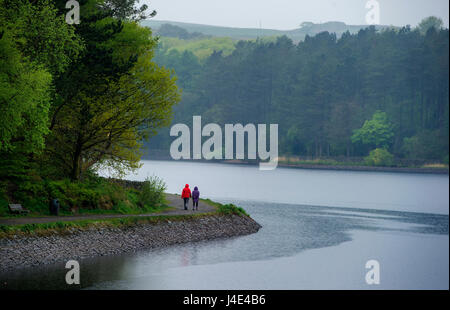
[181,184,200,210]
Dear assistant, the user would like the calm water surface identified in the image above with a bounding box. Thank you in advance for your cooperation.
[2,161,449,289]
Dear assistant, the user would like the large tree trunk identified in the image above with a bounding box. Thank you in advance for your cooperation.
[70,135,83,181]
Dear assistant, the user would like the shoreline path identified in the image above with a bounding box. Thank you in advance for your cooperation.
[0,194,217,226]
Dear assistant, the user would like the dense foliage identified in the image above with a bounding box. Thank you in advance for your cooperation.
[0,175,168,217]
[0,0,180,180]
[0,0,179,214]
[151,19,449,164]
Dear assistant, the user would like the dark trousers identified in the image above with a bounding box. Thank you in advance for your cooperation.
[183,198,189,209]
[192,200,198,209]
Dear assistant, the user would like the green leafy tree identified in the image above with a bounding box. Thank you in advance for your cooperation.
[51,51,180,179]
[351,111,394,149]
[99,0,156,21]
[417,16,443,35]
[0,0,83,76]
[0,31,52,153]
[0,0,82,154]
[48,2,180,180]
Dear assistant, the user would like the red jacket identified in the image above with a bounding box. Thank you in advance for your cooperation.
[181,184,191,198]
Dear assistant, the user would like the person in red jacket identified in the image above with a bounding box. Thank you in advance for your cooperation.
[181,184,191,210]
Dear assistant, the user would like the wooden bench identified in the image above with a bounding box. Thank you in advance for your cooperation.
[8,204,30,215]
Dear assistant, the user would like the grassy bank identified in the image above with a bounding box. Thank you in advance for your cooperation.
[277,156,449,170]
[202,199,249,217]
[0,201,250,238]
[0,175,169,217]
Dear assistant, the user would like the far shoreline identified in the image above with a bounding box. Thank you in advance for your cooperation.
[141,157,449,175]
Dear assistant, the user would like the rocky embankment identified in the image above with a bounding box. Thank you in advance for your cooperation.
[0,214,261,272]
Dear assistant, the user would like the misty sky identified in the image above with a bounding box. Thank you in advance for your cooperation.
[143,0,449,30]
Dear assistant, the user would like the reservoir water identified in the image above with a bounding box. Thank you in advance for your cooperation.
[2,161,449,289]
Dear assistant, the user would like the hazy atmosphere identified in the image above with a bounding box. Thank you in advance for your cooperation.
[0,0,448,296]
[145,0,450,29]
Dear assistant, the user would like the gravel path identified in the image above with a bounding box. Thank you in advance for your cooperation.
[0,194,216,226]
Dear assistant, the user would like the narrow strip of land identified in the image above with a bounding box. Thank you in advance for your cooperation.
[0,194,216,226]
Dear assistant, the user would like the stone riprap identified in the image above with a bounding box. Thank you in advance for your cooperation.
[0,214,261,271]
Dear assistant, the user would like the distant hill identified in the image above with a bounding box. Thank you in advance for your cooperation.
[155,23,210,40]
[141,20,393,42]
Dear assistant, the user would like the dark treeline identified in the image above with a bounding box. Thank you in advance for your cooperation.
[156,23,209,40]
[150,20,449,164]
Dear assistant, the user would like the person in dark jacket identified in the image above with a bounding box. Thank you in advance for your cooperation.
[181,184,191,210]
[192,186,200,211]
